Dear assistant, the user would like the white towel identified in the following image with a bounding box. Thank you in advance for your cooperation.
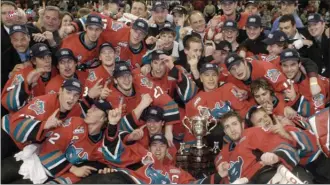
[14,144,48,184]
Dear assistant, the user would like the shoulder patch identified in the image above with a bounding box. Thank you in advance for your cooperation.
[28,99,46,115]
[87,71,97,82]
[313,94,325,108]
[11,74,24,86]
[62,117,72,127]
[265,69,281,83]
[111,21,124,31]
[141,77,153,89]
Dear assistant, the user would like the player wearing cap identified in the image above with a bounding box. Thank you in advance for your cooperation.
[45,48,88,94]
[306,13,330,77]
[244,0,259,15]
[239,15,268,57]
[147,1,172,37]
[1,78,83,159]
[214,111,312,184]
[224,52,298,103]
[105,62,181,145]
[35,100,114,184]
[102,109,226,184]
[1,43,57,113]
[61,14,104,67]
[221,20,240,52]
[247,106,330,183]
[171,5,188,41]
[279,49,329,116]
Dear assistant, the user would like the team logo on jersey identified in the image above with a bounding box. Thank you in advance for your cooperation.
[11,74,24,86]
[142,152,155,165]
[228,156,244,183]
[118,42,128,47]
[66,145,88,164]
[62,118,72,127]
[87,71,97,82]
[210,101,232,119]
[145,164,171,184]
[265,69,281,83]
[141,77,153,89]
[28,99,45,115]
[48,90,57,94]
[197,106,211,118]
[313,94,325,108]
[73,126,85,134]
[76,55,82,62]
[111,22,124,31]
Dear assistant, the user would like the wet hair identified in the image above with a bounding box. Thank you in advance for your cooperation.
[250,78,275,97]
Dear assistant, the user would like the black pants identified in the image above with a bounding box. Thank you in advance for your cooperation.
[306,153,330,183]
[77,171,136,184]
[1,129,20,160]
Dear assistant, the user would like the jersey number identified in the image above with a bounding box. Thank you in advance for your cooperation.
[154,86,164,99]
[49,133,60,144]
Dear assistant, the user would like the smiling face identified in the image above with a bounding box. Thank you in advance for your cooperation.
[159,32,175,49]
[223,116,244,142]
[149,141,167,161]
[266,43,284,56]
[99,46,115,67]
[200,70,219,92]
[280,59,300,80]
[308,21,325,37]
[189,12,206,33]
[280,2,296,15]
[246,26,262,40]
[57,58,77,79]
[250,108,274,130]
[229,61,249,80]
[279,21,296,38]
[42,9,61,32]
[222,29,238,43]
[131,1,147,17]
[115,74,133,91]
[58,88,80,112]
[85,25,103,42]
[33,55,52,72]
[130,28,147,45]
[221,1,237,16]
[152,8,167,24]
[151,58,166,78]
[61,14,72,27]
[10,32,30,53]
[146,119,164,136]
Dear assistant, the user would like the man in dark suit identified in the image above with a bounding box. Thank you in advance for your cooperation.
[1,1,17,54]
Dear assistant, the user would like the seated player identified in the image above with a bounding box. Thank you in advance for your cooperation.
[45,48,88,94]
[247,106,330,183]
[214,111,313,184]
[279,48,329,116]
[2,43,57,113]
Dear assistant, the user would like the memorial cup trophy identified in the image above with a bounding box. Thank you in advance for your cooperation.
[177,116,217,178]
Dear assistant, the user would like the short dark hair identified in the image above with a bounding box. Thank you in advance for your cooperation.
[250,78,274,97]
[184,35,202,49]
[132,0,147,10]
[1,1,17,9]
[44,6,61,18]
[279,14,296,26]
[220,111,243,127]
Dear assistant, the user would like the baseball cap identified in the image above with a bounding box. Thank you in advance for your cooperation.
[61,78,82,94]
[9,24,29,36]
[149,134,168,146]
[94,99,112,114]
[222,20,238,31]
[307,13,324,23]
[215,41,232,52]
[225,53,244,71]
[30,43,52,58]
[151,50,169,61]
[280,48,300,63]
[143,106,165,122]
[160,21,175,32]
[152,1,167,11]
[221,0,237,3]
[171,5,187,15]
[113,61,132,78]
[245,0,257,6]
[55,48,77,62]
[132,19,149,35]
[199,63,219,74]
[246,15,262,28]
[262,30,289,45]
[99,42,115,53]
[85,14,103,28]
[280,0,296,4]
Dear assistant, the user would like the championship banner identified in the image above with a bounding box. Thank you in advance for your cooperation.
[267,165,304,184]
[308,107,330,157]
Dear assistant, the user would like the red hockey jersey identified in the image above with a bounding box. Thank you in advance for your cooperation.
[1,66,57,113]
[38,117,106,180]
[2,94,82,150]
[84,65,113,90]
[45,71,88,94]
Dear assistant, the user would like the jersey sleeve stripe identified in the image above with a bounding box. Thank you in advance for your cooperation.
[2,114,10,134]
[13,118,40,142]
[40,150,67,169]
[6,85,19,112]
[273,143,299,167]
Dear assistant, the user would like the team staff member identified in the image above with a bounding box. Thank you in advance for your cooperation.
[45,48,88,94]
[2,43,57,113]
[1,79,83,159]
[61,14,104,67]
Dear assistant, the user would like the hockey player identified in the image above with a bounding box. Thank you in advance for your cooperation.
[101,107,226,184]
[1,43,57,113]
[105,61,181,146]
[61,14,104,67]
[45,48,88,94]
[248,106,330,183]
[214,111,313,184]
[37,100,113,184]
[1,78,83,159]
[279,48,329,115]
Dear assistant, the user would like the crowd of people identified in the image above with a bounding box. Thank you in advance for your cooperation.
[1,0,330,184]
